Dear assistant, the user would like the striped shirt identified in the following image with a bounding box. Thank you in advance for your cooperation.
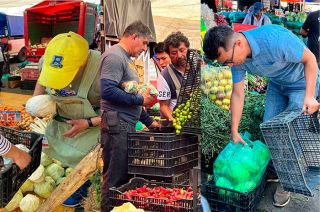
[0,135,12,155]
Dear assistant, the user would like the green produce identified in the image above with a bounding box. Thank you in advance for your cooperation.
[19,194,40,212]
[28,165,45,183]
[150,103,160,111]
[55,177,66,186]
[65,167,74,177]
[138,83,159,96]
[172,90,200,134]
[122,81,139,94]
[20,179,34,193]
[4,189,23,211]
[201,65,232,110]
[45,163,65,181]
[34,176,56,198]
[40,152,53,167]
[26,95,56,118]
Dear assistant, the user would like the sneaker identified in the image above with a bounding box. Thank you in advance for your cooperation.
[63,180,91,207]
[63,191,82,207]
[266,171,280,183]
[273,185,291,207]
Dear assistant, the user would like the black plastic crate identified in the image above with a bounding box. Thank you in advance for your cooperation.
[260,110,320,197]
[128,132,199,177]
[110,177,200,211]
[204,172,267,212]
[0,126,42,207]
[20,80,37,90]
[182,126,202,136]
[175,49,201,135]
[133,170,190,185]
[147,109,160,117]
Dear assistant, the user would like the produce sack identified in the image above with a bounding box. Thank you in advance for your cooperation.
[213,132,270,193]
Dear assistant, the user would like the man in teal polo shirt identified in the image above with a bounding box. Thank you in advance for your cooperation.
[203,25,319,207]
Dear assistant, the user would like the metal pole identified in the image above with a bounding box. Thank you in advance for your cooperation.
[100,0,105,53]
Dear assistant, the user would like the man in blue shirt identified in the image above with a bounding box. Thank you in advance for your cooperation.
[203,25,319,207]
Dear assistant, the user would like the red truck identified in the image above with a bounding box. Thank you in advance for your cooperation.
[24,0,98,62]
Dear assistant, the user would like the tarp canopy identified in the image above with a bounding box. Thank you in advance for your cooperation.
[104,0,156,42]
[0,0,200,49]
[104,0,200,49]
[26,0,82,15]
[0,13,24,36]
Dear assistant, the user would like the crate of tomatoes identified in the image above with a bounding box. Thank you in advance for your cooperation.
[110,177,200,211]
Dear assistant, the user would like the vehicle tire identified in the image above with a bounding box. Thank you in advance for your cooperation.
[17,47,26,62]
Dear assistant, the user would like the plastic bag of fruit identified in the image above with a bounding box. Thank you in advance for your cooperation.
[201,65,232,110]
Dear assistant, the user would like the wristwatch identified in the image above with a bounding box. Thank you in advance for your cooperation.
[86,117,94,128]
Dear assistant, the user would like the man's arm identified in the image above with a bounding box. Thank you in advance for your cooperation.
[159,100,173,120]
[300,28,308,37]
[300,12,312,38]
[230,80,246,144]
[139,109,156,128]
[33,82,46,96]
[300,47,319,114]
[1,135,31,169]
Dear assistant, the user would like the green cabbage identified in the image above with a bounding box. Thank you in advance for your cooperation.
[65,167,74,177]
[55,177,66,186]
[34,176,56,198]
[5,189,23,211]
[19,194,40,212]
[122,81,139,94]
[46,163,65,181]
[138,84,158,96]
[40,152,53,167]
[29,165,45,183]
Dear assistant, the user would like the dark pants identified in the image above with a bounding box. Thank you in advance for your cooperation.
[100,112,135,212]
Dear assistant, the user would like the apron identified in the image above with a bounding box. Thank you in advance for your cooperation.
[44,50,101,168]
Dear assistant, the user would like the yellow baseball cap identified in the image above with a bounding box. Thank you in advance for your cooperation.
[38,31,89,89]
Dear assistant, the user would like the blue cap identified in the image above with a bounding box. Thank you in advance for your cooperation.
[253,2,264,14]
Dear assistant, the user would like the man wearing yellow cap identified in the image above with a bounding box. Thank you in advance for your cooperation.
[100,20,157,211]
[34,31,101,207]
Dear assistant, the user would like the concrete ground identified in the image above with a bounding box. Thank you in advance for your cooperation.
[256,182,320,212]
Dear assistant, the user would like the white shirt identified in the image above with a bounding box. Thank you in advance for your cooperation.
[242,14,272,27]
[0,135,11,155]
[157,74,177,110]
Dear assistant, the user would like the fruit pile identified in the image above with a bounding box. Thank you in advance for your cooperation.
[172,89,201,135]
[201,66,233,110]
[172,100,192,134]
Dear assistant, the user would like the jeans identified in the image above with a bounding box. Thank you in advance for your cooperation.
[100,113,135,212]
[264,79,319,173]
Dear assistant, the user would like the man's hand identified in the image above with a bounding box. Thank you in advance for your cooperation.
[148,121,159,129]
[231,131,246,145]
[8,145,31,170]
[303,96,319,114]
[140,88,154,106]
[63,119,89,138]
